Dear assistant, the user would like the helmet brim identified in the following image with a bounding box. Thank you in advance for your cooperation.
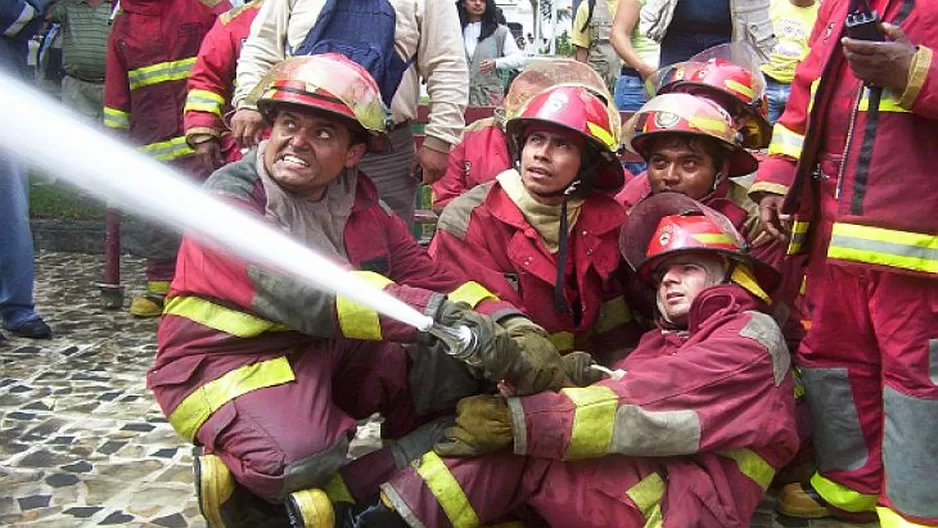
[631,130,759,177]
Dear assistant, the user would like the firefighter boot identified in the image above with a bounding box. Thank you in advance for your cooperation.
[776,482,877,523]
[129,281,169,317]
[285,489,334,528]
[333,492,408,528]
[194,452,288,527]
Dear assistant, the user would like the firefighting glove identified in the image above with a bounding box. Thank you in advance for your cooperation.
[433,395,513,457]
[499,316,568,396]
[562,351,606,387]
[389,416,456,468]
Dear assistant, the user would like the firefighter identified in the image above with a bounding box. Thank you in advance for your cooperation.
[750,1,938,524]
[429,83,643,364]
[103,0,229,317]
[184,0,263,173]
[431,57,612,213]
[148,54,570,527]
[313,192,798,527]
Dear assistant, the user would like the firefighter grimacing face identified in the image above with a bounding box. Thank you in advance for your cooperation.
[654,253,725,325]
[519,125,584,205]
[647,135,729,200]
[263,109,366,201]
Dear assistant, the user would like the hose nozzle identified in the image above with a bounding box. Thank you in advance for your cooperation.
[425,323,483,368]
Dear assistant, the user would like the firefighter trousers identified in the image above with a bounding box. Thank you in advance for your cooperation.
[194,339,476,502]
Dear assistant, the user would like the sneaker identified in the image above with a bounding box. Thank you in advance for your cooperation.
[6,318,52,339]
[776,482,877,523]
[129,294,164,318]
[286,489,334,528]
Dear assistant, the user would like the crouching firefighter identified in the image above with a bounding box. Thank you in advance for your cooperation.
[430,83,644,363]
[315,192,799,527]
[147,54,570,527]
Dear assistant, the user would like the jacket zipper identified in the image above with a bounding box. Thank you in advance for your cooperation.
[834,87,862,200]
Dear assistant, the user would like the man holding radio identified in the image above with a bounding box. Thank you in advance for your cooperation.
[750,0,938,524]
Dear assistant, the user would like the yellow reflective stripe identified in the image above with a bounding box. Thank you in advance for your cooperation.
[323,472,355,504]
[692,233,735,245]
[828,222,938,275]
[859,88,910,113]
[185,89,226,117]
[810,473,878,513]
[336,271,393,341]
[718,449,775,491]
[586,121,615,148]
[688,116,730,137]
[140,136,195,161]
[808,78,821,113]
[626,472,665,525]
[876,506,932,528]
[128,57,197,90]
[767,123,804,159]
[168,357,295,441]
[147,280,171,295]
[562,385,618,460]
[414,451,480,528]
[725,79,754,99]
[594,297,633,334]
[730,265,771,304]
[163,296,290,337]
[103,107,130,129]
[550,331,575,352]
[448,281,499,308]
[788,220,809,255]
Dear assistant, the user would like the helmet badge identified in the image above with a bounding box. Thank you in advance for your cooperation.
[654,111,680,129]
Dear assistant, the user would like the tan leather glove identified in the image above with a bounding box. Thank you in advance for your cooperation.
[499,316,568,396]
[433,395,513,457]
[562,351,606,387]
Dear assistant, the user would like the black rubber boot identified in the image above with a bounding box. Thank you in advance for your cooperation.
[333,494,408,528]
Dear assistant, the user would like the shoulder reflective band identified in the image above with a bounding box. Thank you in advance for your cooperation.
[414,452,480,528]
[787,221,810,255]
[730,265,771,304]
[810,472,878,513]
[550,331,575,352]
[828,222,938,275]
[447,281,499,308]
[163,296,290,337]
[169,356,295,442]
[185,89,227,117]
[103,107,131,130]
[562,385,618,460]
[128,57,198,91]
[140,136,195,161]
[594,296,634,334]
[718,449,774,491]
[768,123,805,159]
[626,472,665,527]
[336,271,394,341]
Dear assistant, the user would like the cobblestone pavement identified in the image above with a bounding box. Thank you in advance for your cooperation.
[1,251,878,527]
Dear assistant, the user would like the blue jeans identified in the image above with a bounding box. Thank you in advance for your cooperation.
[765,77,792,125]
[659,31,731,67]
[614,72,648,176]
[0,150,40,329]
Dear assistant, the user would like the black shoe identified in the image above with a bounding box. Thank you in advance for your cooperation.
[7,319,52,339]
[0,331,6,345]
[333,494,407,528]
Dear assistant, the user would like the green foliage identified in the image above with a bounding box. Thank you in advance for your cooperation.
[28,173,107,220]
[554,30,575,57]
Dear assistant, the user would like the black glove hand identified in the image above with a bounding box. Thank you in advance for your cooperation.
[562,351,605,387]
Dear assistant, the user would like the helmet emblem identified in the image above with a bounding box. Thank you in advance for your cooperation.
[544,91,569,113]
[654,111,680,129]
[658,224,674,246]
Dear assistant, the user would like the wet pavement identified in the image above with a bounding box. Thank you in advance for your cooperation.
[0,251,878,527]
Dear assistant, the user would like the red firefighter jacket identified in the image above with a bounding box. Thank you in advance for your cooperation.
[750,0,938,278]
[149,154,515,443]
[509,284,799,526]
[183,0,261,163]
[431,118,512,213]
[103,0,227,173]
[429,176,644,360]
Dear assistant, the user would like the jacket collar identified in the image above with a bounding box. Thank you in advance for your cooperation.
[687,283,765,334]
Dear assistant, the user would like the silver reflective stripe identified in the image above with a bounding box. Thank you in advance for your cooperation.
[883,386,938,518]
[611,405,700,456]
[930,339,938,385]
[507,398,528,456]
[436,183,490,240]
[380,483,429,528]
[3,2,35,37]
[739,311,790,386]
[801,368,868,472]
[830,233,938,262]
